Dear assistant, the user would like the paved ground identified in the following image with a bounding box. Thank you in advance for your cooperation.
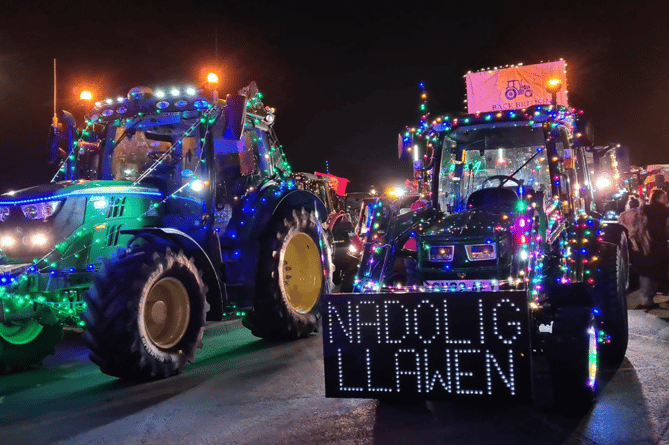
[0,293,668,445]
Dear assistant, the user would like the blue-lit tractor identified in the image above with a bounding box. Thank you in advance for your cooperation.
[0,81,333,378]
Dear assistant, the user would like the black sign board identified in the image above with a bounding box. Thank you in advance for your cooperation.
[321,291,532,402]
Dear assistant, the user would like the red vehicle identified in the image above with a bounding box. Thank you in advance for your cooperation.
[292,173,363,291]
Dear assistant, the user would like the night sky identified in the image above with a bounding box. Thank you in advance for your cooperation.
[1,0,668,194]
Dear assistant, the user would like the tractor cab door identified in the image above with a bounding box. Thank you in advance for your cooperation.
[213,127,270,209]
[574,147,596,213]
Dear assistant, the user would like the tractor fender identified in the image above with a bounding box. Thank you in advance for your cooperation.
[600,222,627,245]
[223,184,327,243]
[218,184,328,305]
[120,227,225,320]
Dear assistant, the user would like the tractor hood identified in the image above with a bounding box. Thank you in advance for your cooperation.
[423,210,513,238]
[0,180,162,204]
[0,180,163,264]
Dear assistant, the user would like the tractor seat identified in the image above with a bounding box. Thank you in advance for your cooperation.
[467,187,519,211]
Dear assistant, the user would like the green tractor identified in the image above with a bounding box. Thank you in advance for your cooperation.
[0,81,332,378]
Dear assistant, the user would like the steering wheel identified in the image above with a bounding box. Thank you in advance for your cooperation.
[481,175,522,188]
[148,150,182,163]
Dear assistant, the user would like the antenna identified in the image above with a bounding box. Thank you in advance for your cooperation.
[214,28,218,70]
[53,59,58,128]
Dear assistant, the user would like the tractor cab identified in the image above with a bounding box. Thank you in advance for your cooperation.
[438,121,552,215]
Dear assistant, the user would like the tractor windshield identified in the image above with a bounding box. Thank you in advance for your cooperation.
[106,115,202,190]
[438,123,552,212]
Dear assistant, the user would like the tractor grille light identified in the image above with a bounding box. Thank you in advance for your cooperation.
[30,233,49,246]
[465,244,496,261]
[429,246,454,262]
[0,235,15,248]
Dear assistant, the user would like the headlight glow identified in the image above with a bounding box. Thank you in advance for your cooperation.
[191,180,208,192]
[595,175,612,190]
[30,233,49,246]
[0,235,15,248]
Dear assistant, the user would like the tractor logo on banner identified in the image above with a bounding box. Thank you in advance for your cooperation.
[504,80,533,100]
[466,61,567,113]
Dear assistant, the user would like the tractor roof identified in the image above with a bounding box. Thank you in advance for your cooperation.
[428,105,578,134]
[85,83,274,127]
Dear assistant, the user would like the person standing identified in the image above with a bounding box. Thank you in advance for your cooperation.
[619,195,642,287]
[618,194,641,233]
[630,189,669,310]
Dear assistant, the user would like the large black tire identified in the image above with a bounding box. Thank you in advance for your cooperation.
[339,268,357,293]
[546,306,598,415]
[82,247,208,380]
[593,234,629,368]
[0,321,63,373]
[246,207,333,340]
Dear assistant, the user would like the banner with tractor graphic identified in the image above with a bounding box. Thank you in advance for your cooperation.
[465,61,567,113]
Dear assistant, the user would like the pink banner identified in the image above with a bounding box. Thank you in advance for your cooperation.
[466,61,568,113]
[314,172,350,196]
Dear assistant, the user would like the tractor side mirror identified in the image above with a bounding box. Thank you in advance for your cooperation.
[48,129,64,164]
[223,95,247,141]
[48,110,76,164]
[574,117,595,148]
[398,133,412,160]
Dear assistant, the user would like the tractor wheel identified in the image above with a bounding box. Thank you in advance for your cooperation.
[546,306,598,415]
[82,247,208,380]
[593,235,629,368]
[0,320,63,373]
[247,207,333,340]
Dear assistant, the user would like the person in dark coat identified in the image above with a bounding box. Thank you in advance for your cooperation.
[631,188,669,309]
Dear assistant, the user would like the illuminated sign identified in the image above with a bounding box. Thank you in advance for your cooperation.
[466,61,568,113]
[321,291,532,402]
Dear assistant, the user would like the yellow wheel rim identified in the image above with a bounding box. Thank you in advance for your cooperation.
[143,277,190,349]
[281,232,323,314]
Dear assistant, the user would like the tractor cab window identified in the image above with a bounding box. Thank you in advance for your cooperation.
[255,130,282,176]
[76,141,103,180]
[438,122,551,212]
[107,115,201,194]
[111,130,171,181]
[214,128,261,207]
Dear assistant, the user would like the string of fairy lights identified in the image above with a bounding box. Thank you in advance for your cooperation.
[354,103,604,322]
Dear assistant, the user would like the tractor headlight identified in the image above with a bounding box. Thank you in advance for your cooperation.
[428,245,454,262]
[0,235,15,248]
[21,200,62,220]
[29,233,49,246]
[465,244,496,261]
[0,207,10,222]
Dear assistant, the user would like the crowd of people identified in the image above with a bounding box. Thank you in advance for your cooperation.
[618,189,669,310]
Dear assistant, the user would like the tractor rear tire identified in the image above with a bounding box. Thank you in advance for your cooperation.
[593,235,629,368]
[0,321,62,374]
[246,207,333,340]
[82,246,208,380]
[546,306,598,416]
